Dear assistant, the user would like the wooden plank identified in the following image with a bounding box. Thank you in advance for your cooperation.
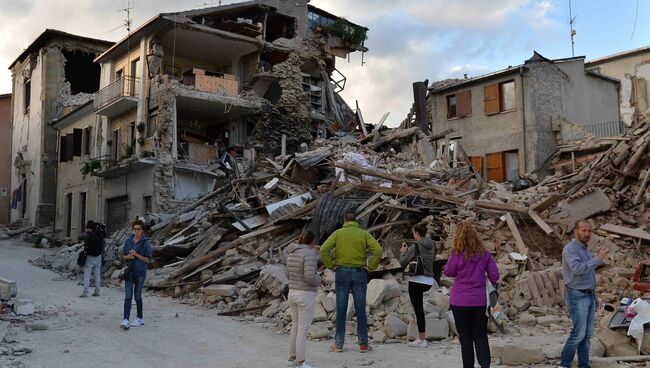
[600,223,650,242]
[502,213,528,255]
[356,100,368,136]
[634,167,650,205]
[528,209,554,235]
[533,272,552,307]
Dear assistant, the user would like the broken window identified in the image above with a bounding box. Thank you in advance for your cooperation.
[62,50,101,94]
[302,74,322,112]
[23,78,31,113]
[143,195,152,214]
[504,150,519,180]
[265,12,295,42]
[446,95,457,119]
[307,11,336,30]
[484,80,516,115]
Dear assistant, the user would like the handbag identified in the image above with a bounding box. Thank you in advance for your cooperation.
[404,243,425,276]
[76,251,87,267]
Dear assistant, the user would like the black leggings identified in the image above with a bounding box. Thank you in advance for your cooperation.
[408,282,432,333]
[451,305,490,368]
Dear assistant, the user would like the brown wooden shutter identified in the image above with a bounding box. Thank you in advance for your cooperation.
[60,136,67,163]
[456,90,472,117]
[65,135,74,161]
[469,156,483,176]
[484,84,500,115]
[73,129,83,156]
[486,152,505,182]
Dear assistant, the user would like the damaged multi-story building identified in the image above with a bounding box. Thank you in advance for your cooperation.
[426,52,620,182]
[9,30,113,227]
[586,45,650,126]
[0,93,11,225]
[90,0,368,234]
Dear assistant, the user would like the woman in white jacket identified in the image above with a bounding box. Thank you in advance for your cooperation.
[286,230,320,368]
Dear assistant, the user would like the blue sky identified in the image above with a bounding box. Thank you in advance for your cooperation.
[0,0,648,125]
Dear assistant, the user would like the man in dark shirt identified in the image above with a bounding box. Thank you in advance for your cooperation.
[80,220,104,297]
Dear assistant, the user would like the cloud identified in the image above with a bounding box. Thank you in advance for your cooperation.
[0,0,562,127]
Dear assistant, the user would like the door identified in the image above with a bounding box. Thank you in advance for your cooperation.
[79,192,86,231]
[469,156,483,177]
[65,194,73,237]
[486,152,504,182]
[106,196,129,235]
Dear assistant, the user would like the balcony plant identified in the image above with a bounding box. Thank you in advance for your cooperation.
[80,158,104,179]
[321,18,367,48]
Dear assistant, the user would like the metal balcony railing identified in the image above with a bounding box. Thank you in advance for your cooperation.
[94,76,140,110]
[583,120,626,137]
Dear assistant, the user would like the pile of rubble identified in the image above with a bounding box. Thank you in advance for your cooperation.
[28,118,650,351]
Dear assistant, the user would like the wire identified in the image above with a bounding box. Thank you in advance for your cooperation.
[631,0,639,40]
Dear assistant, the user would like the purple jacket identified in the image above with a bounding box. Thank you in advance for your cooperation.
[445,251,500,307]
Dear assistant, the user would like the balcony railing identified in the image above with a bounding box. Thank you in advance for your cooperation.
[583,120,626,137]
[95,76,140,111]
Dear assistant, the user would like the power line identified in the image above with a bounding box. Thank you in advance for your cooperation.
[631,0,639,40]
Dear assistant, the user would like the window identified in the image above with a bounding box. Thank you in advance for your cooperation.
[128,122,136,151]
[79,192,86,232]
[73,128,83,157]
[484,80,516,115]
[447,90,472,119]
[59,136,68,163]
[82,126,92,155]
[111,129,120,160]
[146,112,158,138]
[143,195,152,214]
[504,150,519,180]
[446,95,457,119]
[23,78,31,113]
[115,69,123,81]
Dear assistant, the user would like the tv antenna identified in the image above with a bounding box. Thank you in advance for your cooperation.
[109,1,134,33]
[569,0,577,57]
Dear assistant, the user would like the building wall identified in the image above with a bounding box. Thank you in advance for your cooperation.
[100,166,155,226]
[11,55,44,225]
[0,95,12,224]
[587,52,650,80]
[428,73,524,170]
[555,60,619,127]
[174,170,212,201]
[55,111,99,237]
[108,109,138,159]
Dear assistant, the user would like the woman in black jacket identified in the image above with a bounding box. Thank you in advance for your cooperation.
[400,223,437,347]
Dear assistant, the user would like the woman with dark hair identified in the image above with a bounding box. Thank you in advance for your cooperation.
[119,219,152,330]
[445,221,500,368]
[286,230,321,368]
[399,223,436,348]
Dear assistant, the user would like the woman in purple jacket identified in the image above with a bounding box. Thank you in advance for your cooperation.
[444,221,500,368]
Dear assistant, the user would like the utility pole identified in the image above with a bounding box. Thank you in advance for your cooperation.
[569,0,577,57]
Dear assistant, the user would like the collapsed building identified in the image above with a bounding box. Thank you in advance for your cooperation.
[8,30,113,227]
[88,0,368,234]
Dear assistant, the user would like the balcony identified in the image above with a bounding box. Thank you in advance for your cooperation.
[94,76,140,117]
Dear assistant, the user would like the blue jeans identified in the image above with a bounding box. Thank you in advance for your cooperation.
[334,267,368,347]
[560,288,596,368]
[124,275,145,320]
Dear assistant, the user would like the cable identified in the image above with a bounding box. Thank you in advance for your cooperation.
[631,0,639,40]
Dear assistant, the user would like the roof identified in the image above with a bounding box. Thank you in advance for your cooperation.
[429,51,587,94]
[586,44,650,66]
[51,100,94,128]
[0,93,11,99]
[9,29,113,70]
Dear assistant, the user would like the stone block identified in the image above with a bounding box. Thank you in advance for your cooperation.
[597,328,637,357]
[519,313,537,326]
[13,299,34,316]
[537,315,561,327]
[492,343,544,365]
[426,318,449,340]
[366,279,387,309]
[313,300,328,322]
[319,292,335,313]
[202,284,237,297]
[407,319,418,341]
[383,313,407,338]
[372,329,386,343]
[309,323,330,339]
[383,279,402,300]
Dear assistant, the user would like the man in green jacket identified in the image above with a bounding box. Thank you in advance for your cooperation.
[320,210,383,353]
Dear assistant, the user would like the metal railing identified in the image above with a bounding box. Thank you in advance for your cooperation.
[582,120,625,137]
[94,76,140,110]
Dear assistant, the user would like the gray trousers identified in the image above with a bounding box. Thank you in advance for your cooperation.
[83,255,102,293]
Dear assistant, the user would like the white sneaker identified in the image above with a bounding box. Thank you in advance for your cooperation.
[120,319,130,330]
[408,339,428,348]
[130,318,144,327]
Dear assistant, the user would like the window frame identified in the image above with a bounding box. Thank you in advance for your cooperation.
[499,80,516,113]
[446,94,457,119]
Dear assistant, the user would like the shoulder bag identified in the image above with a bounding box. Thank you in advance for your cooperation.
[404,243,425,276]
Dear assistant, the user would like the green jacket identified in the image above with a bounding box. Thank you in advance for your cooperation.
[320,221,383,271]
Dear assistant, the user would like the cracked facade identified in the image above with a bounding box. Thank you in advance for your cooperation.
[88,0,368,233]
[8,30,112,227]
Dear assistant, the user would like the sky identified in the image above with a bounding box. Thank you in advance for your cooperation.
[0,0,648,126]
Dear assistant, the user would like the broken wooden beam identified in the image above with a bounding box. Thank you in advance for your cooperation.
[600,223,650,242]
[501,213,528,256]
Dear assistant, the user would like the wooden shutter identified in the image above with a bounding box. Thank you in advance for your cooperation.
[59,136,67,162]
[486,152,505,182]
[457,90,472,117]
[73,128,83,156]
[484,84,500,115]
[469,156,483,176]
[65,135,74,161]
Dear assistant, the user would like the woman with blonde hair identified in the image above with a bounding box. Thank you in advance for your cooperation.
[444,221,499,368]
